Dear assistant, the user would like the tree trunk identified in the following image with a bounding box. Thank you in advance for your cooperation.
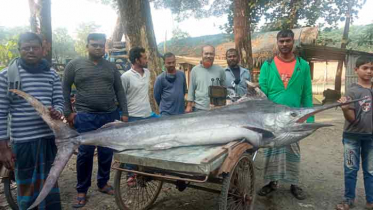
[335,0,352,92]
[288,0,301,29]
[28,0,52,63]
[112,15,124,42]
[117,0,161,114]
[233,0,253,70]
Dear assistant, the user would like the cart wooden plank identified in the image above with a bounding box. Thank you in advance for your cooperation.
[114,145,229,175]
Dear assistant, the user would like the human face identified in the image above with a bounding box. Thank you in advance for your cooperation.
[355,62,373,82]
[19,40,43,65]
[87,39,105,59]
[202,46,215,66]
[136,52,148,68]
[227,51,239,68]
[277,36,294,56]
[164,56,176,73]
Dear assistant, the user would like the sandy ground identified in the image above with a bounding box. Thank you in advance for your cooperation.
[0,109,369,210]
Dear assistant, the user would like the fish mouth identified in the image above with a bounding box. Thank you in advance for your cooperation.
[295,98,370,123]
[290,122,333,132]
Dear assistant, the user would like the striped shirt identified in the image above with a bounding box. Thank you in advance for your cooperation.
[0,66,64,143]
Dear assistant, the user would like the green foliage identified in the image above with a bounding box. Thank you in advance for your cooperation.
[357,23,373,46]
[87,0,117,10]
[171,27,190,41]
[74,22,101,57]
[0,38,18,66]
[317,25,373,52]
[261,0,366,31]
[152,0,210,21]
[0,26,29,66]
[53,28,78,63]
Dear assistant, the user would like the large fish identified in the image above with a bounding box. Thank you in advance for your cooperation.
[9,88,365,209]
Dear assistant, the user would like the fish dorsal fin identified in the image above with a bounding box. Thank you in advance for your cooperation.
[236,81,267,103]
[98,120,124,130]
[243,126,274,138]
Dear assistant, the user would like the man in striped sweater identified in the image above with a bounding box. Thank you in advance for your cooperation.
[0,32,64,210]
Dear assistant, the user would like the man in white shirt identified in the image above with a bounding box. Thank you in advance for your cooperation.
[121,47,153,121]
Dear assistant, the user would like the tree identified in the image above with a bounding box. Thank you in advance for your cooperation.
[0,37,18,67]
[52,28,77,63]
[28,0,52,62]
[259,0,366,31]
[112,16,125,42]
[0,27,29,67]
[357,23,373,46]
[74,22,101,57]
[117,0,162,114]
[233,0,253,69]
[335,0,355,92]
[171,27,190,41]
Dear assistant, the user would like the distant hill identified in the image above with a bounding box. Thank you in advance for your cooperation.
[158,34,233,57]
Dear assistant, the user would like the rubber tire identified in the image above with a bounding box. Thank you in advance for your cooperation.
[114,163,163,210]
[3,176,18,210]
[219,153,255,210]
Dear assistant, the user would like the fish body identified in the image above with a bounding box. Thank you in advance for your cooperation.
[8,88,366,209]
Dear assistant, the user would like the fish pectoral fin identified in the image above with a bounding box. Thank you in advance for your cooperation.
[98,120,125,130]
[242,126,274,138]
[147,141,179,150]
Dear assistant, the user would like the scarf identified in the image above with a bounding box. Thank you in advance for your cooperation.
[19,58,50,74]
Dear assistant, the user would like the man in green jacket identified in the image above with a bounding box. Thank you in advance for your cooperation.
[257,29,314,200]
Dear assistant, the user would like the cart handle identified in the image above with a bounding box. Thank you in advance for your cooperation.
[112,162,209,183]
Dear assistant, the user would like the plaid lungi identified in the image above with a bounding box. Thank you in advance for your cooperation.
[12,136,61,210]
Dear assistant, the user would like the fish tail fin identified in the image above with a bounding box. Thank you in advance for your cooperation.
[28,140,78,210]
[9,89,79,140]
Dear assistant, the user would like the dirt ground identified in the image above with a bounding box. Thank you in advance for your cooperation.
[0,109,369,210]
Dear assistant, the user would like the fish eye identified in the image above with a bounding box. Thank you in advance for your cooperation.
[290,112,297,117]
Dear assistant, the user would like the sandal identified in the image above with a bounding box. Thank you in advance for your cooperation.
[257,181,277,196]
[290,185,306,200]
[72,194,87,208]
[366,203,373,210]
[335,200,354,210]
[98,184,114,195]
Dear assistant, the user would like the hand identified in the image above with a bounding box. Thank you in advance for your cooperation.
[338,96,351,110]
[185,106,193,113]
[48,107,62,120]
[0,142,15,170]
[121,116,129,122]
[66,113,77,128]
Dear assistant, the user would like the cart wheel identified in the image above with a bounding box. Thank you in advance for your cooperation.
[219,153,255,210]
[114,163,163,210]
[3,171,18,210]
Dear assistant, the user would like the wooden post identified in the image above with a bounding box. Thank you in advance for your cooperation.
[335,0,352,92]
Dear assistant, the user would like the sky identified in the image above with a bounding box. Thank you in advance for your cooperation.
[0,0,372,44]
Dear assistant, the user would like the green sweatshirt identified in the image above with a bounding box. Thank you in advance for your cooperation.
[259,57,314,123]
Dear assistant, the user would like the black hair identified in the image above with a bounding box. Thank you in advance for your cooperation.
[226,48,239,57]
[129,47,146,64]
[163,52,175,60]
[87,33,106,43]
[18,32,42,48]
[356,55,373,68]
[277,29,294,39]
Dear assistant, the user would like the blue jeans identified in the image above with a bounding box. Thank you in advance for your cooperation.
[74,110,120,193]
[343,136,373,203]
